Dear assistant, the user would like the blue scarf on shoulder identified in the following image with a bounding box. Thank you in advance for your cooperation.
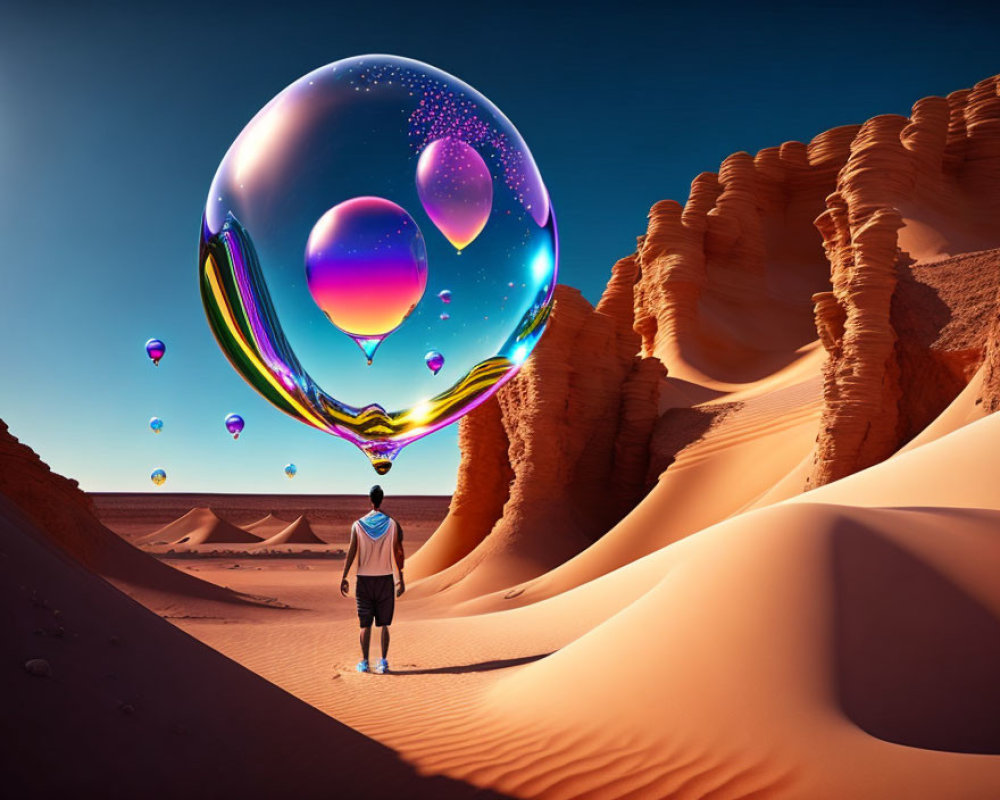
[357,510,391,540]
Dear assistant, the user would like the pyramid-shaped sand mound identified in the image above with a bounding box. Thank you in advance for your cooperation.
[244,513,290,538]
[137,508,262,547]
[253,515,325,547]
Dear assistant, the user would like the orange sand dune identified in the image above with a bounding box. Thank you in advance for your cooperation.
[251,515,327,547]
[177,414,1000,799]
[0,420,266,612]
[137,507,264,547]
[0,495,496,799]
[245,512,292,538]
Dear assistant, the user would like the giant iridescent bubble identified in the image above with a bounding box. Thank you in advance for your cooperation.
[199,55,557,474]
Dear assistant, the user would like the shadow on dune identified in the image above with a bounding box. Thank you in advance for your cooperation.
[833,517,1000,754]
[392,653,552,676]
[0,497,505,799]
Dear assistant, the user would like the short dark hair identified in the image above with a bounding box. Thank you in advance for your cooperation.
[369,485,384,508]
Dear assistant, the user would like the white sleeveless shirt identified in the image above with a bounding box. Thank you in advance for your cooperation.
[354,513,398,576]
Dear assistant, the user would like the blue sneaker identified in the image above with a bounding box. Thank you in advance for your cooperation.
[375,658,389,674]
[356,659,369,673]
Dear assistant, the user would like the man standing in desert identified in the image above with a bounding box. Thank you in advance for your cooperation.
[340,485,405,674]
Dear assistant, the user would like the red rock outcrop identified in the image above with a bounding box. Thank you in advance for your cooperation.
[808,76,1000,487]
[409,256,665,594]
[634,126,858,381]
[982,280,1000,414]
[0,419,109,566]
[417,72,1000,591]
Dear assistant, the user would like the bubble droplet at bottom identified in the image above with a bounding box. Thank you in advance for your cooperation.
[351,335,385,365]
[361,441,401,475]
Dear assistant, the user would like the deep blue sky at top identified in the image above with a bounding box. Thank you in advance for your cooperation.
[0,0,997,495]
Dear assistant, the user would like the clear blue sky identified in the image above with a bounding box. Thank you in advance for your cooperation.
[1,0,997,495]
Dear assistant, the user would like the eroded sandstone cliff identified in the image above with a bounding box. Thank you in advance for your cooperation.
[418,73,1000,591]
[409,257,665,593]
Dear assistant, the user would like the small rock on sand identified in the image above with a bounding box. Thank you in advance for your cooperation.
[24,658,51,677]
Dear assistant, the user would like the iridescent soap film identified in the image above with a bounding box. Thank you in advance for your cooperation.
[200,55,557,473]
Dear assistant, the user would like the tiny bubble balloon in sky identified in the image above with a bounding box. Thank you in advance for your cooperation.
[145,338,165,366]
[225,413,245,439]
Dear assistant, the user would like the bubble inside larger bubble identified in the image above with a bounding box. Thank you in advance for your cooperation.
[199,55,558,474]
[305,196,428,363]
[416,138,492,251]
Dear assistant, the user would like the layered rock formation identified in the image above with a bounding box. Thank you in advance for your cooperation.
[0,419,110,567]
[808,76,1000,486]
[416,73,1000,592]
[409,256,665,594]
[634,126,859,381]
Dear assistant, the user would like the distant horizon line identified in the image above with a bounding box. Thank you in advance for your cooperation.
[88,491,453,498]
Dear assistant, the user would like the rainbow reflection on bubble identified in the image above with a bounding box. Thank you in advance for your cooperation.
[199,55,557,474]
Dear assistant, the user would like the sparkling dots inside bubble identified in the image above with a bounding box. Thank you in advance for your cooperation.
[199,55,558,473]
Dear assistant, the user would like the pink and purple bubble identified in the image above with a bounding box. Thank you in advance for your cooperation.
[225,413,245,439]
[425,350,445,375]
[305,196,428,363]
[416,138,492,251]
[145,338,165,366]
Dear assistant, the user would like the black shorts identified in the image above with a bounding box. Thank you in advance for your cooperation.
[356,574,395,627]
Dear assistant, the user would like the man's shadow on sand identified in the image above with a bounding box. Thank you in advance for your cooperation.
[389,653,552,675]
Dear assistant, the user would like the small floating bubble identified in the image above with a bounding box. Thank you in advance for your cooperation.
[225,413,245,440]
[425,350,445,375]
